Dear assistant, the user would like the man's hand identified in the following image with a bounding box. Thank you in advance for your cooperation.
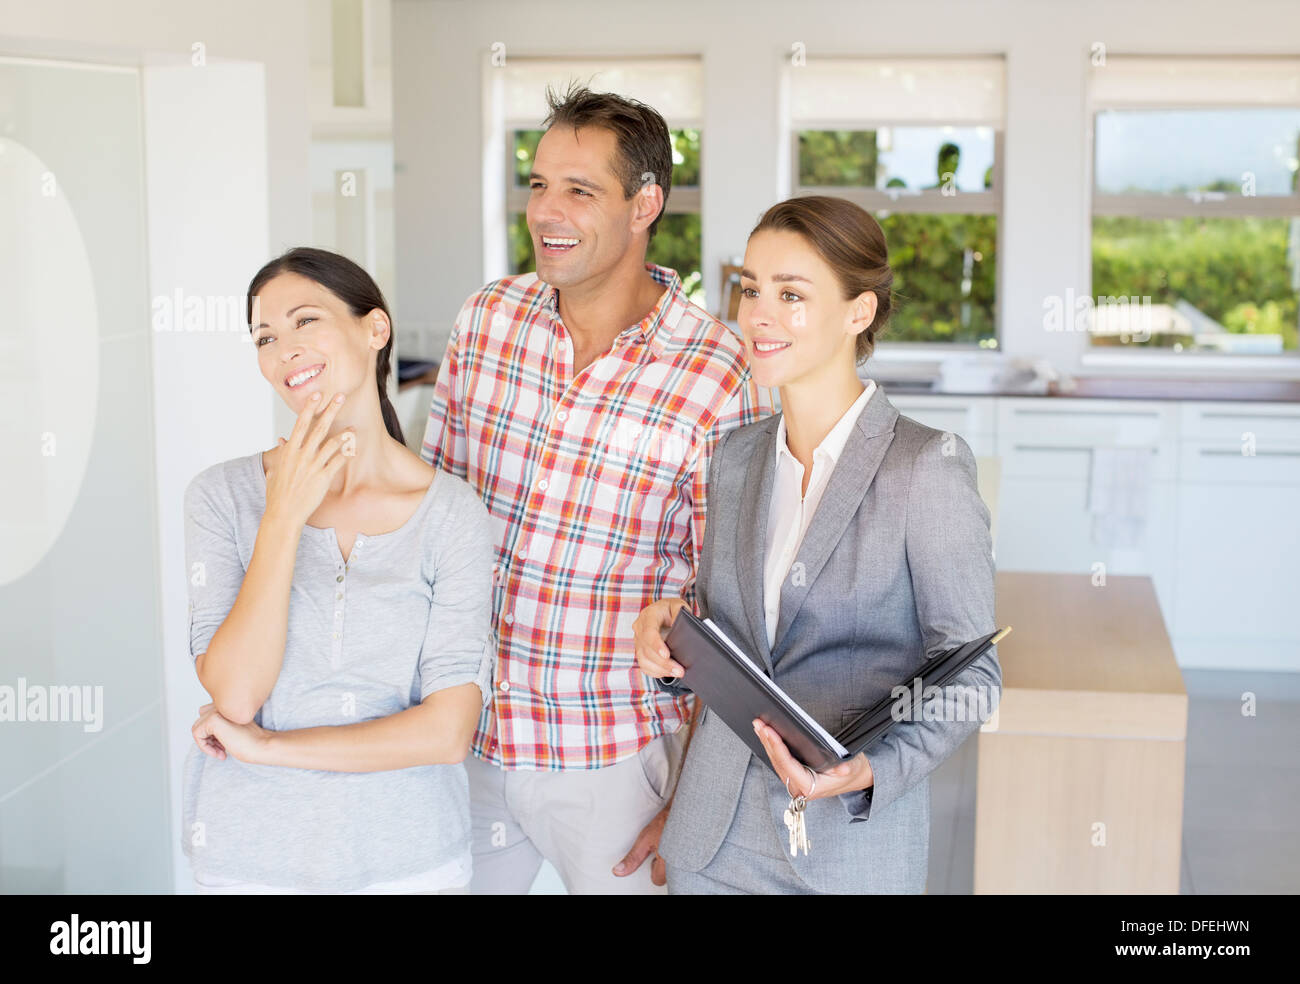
[613,805,670,885]
[632,597,691,680]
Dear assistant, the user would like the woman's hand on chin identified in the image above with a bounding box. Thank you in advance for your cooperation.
[751,719,874,799]
[191,703,272,765]
[262,390,351,528]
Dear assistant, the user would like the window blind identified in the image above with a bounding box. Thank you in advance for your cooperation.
[499,57,702,127]
[1090,56,1300,108]
[787,56,1005,128]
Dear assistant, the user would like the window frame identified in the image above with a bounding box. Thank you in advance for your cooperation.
[1090,111,1300,220]
[790,126,1006,351]
[1086,59,1300,360]
[784,55,1008,353]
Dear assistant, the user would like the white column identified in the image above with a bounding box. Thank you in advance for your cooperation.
[141,56,274,893]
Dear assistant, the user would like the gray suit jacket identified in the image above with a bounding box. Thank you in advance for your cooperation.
[657,384,1000,894]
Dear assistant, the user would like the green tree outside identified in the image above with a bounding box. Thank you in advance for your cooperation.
[1092,216,1299,350]
[507,126,1300,350]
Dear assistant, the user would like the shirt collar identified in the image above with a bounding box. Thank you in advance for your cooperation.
[541,263,684,360]
[776,379,877,468]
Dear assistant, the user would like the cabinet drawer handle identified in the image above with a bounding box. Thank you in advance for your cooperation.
[1199,412,1300,422]
[1012,409,1161,419]
[1198,449,1300,458]
[1012,445,1155,454]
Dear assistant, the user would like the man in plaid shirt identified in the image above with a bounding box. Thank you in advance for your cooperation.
[420,83,772,894]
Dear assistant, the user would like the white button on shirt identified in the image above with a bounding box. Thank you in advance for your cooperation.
[763,380,876,649]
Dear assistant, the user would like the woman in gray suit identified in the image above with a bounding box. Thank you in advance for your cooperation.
[633,195,1000,894]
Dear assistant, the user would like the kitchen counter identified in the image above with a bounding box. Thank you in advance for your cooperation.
[974,571,1187,893]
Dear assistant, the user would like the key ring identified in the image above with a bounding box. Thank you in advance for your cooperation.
[783,775,804,809]
[785,768,817,803]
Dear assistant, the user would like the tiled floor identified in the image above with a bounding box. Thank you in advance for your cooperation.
[926,668,1300,894]
[529,669,1300,894]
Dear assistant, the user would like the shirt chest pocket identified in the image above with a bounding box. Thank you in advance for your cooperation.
[584,420,691,503]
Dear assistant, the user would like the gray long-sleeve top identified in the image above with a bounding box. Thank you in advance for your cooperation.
[182,452,496,892]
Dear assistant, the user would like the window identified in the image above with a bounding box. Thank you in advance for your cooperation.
[497,58,704,305]
[788,57,1005,347]
[1089,57,1300,354]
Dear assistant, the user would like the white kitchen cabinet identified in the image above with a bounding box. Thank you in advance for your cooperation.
[997,398,1178,480]
[994,398,1180,631]
[1178,401,1300,445]
[885,393,997,456]
[855,390,1300,671]
[1172,403,1300,671]
[995,472,1180,623]
[1173,482,1300,670]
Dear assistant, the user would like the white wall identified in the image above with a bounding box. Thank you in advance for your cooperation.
[1,0,313,443]
[142,58,273,893]
[2,0,306,892]
[392,0,1300,376]
[0,0,311,253]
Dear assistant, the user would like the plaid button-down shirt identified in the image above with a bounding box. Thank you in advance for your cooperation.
[420,264,774,770]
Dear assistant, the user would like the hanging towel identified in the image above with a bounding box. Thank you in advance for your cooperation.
[1088,446,1152,549]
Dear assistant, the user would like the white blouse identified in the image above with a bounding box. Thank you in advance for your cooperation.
[763,380,876,649]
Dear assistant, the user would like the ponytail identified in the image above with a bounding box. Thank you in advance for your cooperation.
[375,340,405,445]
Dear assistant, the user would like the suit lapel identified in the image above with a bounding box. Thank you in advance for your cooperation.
[770,386,899,660]
[737,416,781,675]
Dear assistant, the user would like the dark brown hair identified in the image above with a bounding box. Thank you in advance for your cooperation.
[749,196,894,364]
[542,81,673,241]
[246,247,404,444]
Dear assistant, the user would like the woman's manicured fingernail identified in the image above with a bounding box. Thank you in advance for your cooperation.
[311,392,321,401]
[334,393,344,403]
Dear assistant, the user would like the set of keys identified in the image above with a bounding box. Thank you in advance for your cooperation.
[783,789,811,857]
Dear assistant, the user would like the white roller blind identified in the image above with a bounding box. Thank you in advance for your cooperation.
[1090,56,1300,108]
[788,57,1005,127]
[500,57,702,127]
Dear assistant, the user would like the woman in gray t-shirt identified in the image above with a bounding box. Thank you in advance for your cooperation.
[182,248,495,893]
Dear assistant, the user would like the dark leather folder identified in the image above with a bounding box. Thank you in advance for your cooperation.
[662,609,1010,774]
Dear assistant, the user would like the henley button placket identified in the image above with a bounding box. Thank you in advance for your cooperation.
[330,535,363,668]
[332,556,344,665]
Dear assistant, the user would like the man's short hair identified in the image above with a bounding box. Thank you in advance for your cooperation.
[542,81,673,241]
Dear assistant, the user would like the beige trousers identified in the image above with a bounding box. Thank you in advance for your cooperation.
[465,728,686,895]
